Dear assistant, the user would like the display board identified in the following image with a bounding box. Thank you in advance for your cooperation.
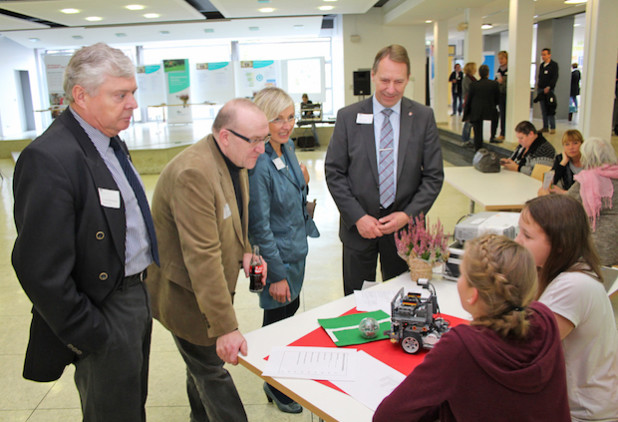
[192,61,235,104]
[164,58,191,123]
[136,64,166,106]
[235,60,281,98]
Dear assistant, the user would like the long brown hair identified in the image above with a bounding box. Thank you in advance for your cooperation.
[463,234,538,339]
[523,195,603,295]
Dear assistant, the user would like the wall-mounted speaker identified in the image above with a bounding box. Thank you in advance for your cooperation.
[353,70,371,96]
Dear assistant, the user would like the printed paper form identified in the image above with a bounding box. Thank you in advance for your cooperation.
[262,347,358,380]
[332,350,405,411]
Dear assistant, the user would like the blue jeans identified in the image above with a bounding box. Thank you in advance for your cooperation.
[539,92,555,129]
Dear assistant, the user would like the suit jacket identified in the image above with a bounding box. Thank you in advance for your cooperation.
[146,135,251,346]
[12,108,128,381]
[463,78,500,122]
[324,97,444,248]
[538,60,559,91]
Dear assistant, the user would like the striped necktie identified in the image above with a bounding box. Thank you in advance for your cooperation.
[379,108,395,208]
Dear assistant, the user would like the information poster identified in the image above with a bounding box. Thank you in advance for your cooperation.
[164,59,191,123]
[136,64,166,106]
[43,55,71,117]
[236,60,280,98]
[193,61,235,104]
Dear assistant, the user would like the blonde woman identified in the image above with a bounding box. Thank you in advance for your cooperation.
[250,87,319,413]
[374,235,569,422]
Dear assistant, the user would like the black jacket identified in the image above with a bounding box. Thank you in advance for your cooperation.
[538,60,559,91]
[12,109,129,381]
[463,78,500,122]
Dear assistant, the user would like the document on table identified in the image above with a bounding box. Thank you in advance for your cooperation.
[332,350,406,411]
[262,346,358,380]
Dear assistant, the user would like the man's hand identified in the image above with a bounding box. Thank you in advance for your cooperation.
[378,212,409,235]
[216,330,247,365]
[269,279,291,303]
[356,215,383,239]
[242,252,268,285]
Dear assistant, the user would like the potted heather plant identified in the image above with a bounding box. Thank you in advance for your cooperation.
[394,213,450,281]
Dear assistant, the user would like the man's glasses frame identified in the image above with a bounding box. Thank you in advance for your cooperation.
[226,128,270,145]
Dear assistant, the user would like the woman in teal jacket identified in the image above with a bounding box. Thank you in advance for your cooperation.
[250,87,319,413]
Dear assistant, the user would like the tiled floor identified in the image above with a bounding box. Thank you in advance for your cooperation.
[0,114,615,421]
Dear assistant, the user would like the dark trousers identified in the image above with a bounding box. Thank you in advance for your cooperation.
[452,92,462,115]
[74,281,152,422]
[173,335,248,422]
[539,92,556,129]
[342,222,408,295]
[471,118,498,150]
[498,95,507,136]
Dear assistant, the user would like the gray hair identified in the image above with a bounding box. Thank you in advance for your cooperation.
[63,43,135,103]
[253,87,294,121]
[580,137,617,169]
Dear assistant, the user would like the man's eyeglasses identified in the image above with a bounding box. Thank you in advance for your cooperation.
[226,128,270,145]
[270,116,296,126]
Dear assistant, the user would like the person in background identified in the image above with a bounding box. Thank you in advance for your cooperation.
[463,64,500,150]
[146,98,269,422]
[301,93,314,118]
[569,63,581,121]
[495,51,508,141]
[325,44,444,296]
[516,195,618,420]
[373,234,570,422]
[501,120,555,175]
[536,48,559,134]
[249,87,319,414]
[449,63,463,116]
[12,43,157,421]
[566,137,618,267]
[545,129,584,194]
[461,62,477,147]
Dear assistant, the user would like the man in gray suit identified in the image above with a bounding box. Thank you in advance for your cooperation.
[325,44,444,295]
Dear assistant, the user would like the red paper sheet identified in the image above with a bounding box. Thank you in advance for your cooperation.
[286,308,468,393]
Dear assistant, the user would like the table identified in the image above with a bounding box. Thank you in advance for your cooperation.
[444,166,541,213]
[238,274,468,422]
[296,119,336,147]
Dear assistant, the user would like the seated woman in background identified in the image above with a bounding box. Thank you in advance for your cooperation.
[516,195,618,421]
[550,129,584,192]
[373,234,570,422]
[501,120,555,175]
[567,137,618,266]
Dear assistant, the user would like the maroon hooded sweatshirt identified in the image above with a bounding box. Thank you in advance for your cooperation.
[373,301,570,422]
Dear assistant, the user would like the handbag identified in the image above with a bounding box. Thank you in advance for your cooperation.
[473,148,501,173]
[306,198,316,219]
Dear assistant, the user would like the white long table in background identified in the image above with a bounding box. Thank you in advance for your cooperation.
[238,274,468,422]
[444,166,541,213]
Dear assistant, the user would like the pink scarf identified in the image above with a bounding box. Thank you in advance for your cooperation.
[573,164,618,230]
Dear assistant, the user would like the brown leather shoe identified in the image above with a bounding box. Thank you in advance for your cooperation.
[549,129,556,134]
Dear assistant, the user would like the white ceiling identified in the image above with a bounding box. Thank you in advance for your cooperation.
[0,0,588,50]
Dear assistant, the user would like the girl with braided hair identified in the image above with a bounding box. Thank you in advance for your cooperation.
[374,234,570,422]
[516,195,618,421]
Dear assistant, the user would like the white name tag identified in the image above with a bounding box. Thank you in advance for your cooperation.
[98,188,120,209]
[223,203,232,219]
[273,157,285,170]
[356,113,373,124]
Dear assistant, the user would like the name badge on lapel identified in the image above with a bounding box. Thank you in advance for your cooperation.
[223,203,232,219]
[272,157,285,170]
[98,188,120,209]
[356,113,373,124]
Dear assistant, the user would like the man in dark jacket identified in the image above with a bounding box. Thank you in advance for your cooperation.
[537,48,559,133]
[463,64,500,151]
[12,43,157,421]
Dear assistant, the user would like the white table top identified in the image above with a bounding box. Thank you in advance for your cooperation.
[238,274,469,422]
[444,166,541,211]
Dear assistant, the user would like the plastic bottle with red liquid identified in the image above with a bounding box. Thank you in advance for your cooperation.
[249,245,264,293]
